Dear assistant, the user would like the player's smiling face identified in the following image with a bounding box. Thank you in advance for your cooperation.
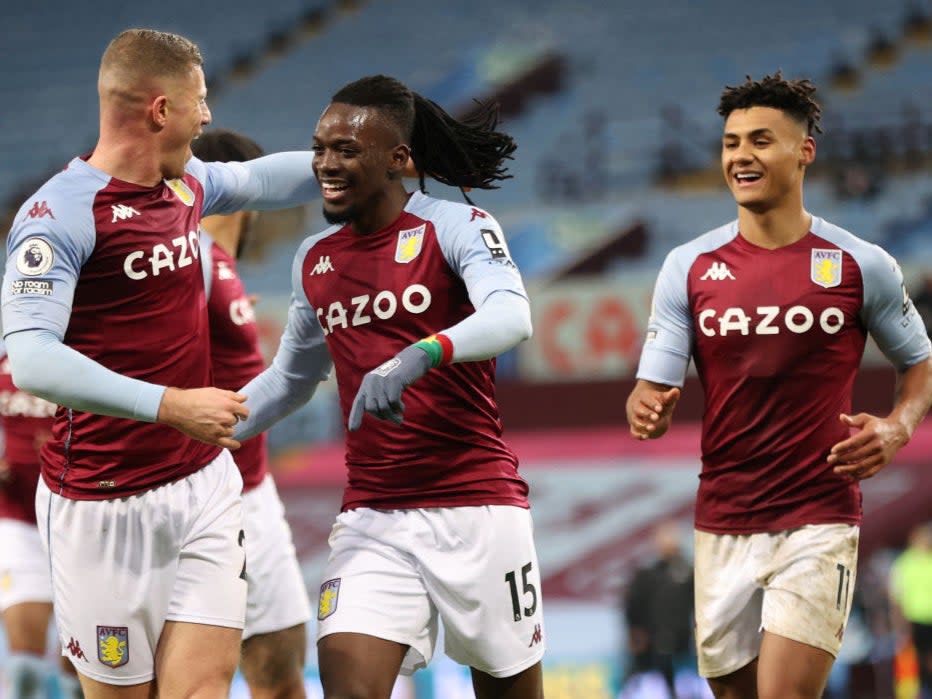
[312,103,408,231]
[721,106,814,212]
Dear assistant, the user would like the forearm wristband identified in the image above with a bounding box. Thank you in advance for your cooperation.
[413,333,454,368]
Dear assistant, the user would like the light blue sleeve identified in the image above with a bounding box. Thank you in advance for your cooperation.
[434,204,528,307]
[199,231,214,300]
[187,152,317,217]
[2,186,96,338]
[235,235,333,440]
[860,246,932,371]
[636,247,694,387]
[2,179,165,421]
[5,329,164,421]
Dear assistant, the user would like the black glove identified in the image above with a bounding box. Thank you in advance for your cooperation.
[347,344,432,430]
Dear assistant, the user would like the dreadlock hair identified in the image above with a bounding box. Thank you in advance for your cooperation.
[331,75,517,204]
[191,129,264,163]
[718,72,823,135]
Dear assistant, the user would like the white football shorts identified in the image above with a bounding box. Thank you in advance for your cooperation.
[0,518,52,610]
[694,523,859,678]
[36,450,247,685]
[242,474,311,639]
[316,505,546,678]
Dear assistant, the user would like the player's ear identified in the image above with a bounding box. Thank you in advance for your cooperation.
[151,95,169,129]
[387,144,410,180]
[799,135,816,167]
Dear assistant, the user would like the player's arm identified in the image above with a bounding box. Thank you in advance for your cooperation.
[234,238,333,441]
[189,153,317,216]
[829,249,932,479]
[626,248,693,440]
[347,207,531,430]
[2,213,247,449]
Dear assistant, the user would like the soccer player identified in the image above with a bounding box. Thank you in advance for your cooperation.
[234,75,545,699]
[1,29,319,699]
[194,129,311,699]
[626,73,932,699]
[0,344,83,699]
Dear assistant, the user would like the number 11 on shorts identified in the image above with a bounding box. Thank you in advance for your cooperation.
[505,562,538,622]
[835,562,850,610]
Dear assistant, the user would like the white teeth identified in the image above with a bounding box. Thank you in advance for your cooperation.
[735,173,761,180]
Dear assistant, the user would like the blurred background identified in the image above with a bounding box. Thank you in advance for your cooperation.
[3,1,932,697]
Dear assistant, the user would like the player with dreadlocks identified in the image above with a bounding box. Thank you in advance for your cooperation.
[627,73,932,699]
[234,75,545,698]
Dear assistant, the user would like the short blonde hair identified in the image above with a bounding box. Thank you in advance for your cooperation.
[101,28,203,81]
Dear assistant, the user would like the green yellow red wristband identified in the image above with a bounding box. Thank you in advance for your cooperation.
[413,333,454,368]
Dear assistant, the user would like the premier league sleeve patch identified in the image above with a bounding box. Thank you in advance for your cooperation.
[97,626,129,668]
[15,237,54,276]
[317,577,341,620]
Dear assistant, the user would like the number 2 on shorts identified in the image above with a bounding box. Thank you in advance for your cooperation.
[504,562,538,622]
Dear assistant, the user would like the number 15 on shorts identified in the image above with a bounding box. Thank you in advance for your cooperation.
[505,562,538,622]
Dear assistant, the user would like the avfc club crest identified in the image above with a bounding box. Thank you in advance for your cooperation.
[811,249,842,288]
[165,178,195,206]
[395,225,426,263]
[97,626,128,668]
[318,577,341,620]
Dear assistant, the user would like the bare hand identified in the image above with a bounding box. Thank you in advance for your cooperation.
[828,412,909,480]
[626,381,681,440]
[0,458,10,485]
[156,387,249,450]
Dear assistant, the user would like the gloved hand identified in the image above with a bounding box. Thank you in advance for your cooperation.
[348,344,432,430]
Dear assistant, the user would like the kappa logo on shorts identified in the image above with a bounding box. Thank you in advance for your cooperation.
[318,577,341,620]
[97,626,129,668]
[66,637,88,662]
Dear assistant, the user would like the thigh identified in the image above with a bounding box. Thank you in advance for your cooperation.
[1,601,53,654]
[761,524,859,659]
[756,631,834,699]
[154,620,242,698]
[167,451,247,631]
[418,506,545,678]
[241,475,311,640]
[0,518,52,610]
[316,509,436,676]
[694,529,766,679]
[240,624,307,692]
[471,660,544,699]
[318,632,408,699]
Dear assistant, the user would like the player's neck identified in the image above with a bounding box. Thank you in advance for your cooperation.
[350,188,412,236]
[737,203,812,250]
[87,136,167,188]
[88,124,187,187]
[200,214,240,257]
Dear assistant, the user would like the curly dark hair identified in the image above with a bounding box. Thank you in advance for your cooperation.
[718,72,822,135]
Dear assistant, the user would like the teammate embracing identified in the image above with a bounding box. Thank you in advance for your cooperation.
[626,73,932,699]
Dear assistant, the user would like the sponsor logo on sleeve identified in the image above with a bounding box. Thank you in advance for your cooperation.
[10,279,53,296]
[811,249,842,288]
[15,237,54,276]
[480,228,515,268]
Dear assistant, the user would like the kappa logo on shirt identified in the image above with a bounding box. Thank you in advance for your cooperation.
[111,204,140,223]
[699,261,736,281]
[309,256,335,275]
